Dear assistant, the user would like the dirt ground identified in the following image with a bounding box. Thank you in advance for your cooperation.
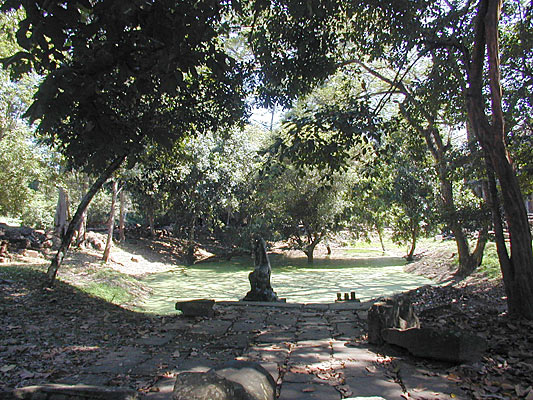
[1,237,533,399]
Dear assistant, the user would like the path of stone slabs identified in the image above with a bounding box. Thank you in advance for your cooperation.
[61,302,467,399]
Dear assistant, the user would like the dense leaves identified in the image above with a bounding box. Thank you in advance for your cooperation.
[1,0,247,172]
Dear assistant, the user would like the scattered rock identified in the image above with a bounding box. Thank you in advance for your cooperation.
[85,231,106,251]
[368,296,420,345]
[381,327,487,363]
[22,249,41,259]
[0,223,46,251]
[175,299,215,317]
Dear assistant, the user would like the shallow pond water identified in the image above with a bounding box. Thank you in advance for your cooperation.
[139,250,434,314]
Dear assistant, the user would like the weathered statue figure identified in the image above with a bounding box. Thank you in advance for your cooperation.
[242,237,279,302]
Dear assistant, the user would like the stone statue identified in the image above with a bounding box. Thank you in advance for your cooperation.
[242,237,279,302]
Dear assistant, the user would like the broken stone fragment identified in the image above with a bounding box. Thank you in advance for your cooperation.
[367,296,420,345]
[381,327,487,363]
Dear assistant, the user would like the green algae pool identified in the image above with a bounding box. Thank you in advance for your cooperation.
[139,250,433,314]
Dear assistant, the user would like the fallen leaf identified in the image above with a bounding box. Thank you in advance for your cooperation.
[366,365,377,374]
[447,373,461,382]
[302,387,315,393]
[0,365,16,373]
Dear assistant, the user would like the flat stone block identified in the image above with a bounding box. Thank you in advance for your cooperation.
[333,323,363,340]
[329,302,366,311]
[381,327,486,363]
[397,361,468,399]
[278,382,341,400]
[190,320,232,336]
[344,376,403,399]
[87,347,148,374]
[11,384,137,399]
[331,342,377,362]
[302,303,330,310]
[296,328,332,341]
[135,332,175,346]
[175,299,215,317]
[255,330,296,343]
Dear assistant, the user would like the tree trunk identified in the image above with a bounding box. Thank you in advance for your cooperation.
[147,202,155,237]
[406,223,417,262]
[46,155,126,287]
[466,0,533,318]
[119,187,126,243]
[188,218,195,241]
[377,225,386,252]
[305,246,315,264]
[75,179,88,247]
[102,179,118,263]
[54,187,70,238]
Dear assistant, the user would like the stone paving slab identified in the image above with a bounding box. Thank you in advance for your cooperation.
[87,347,149,374]
[189,319,232,336]
[344,375,404,399]
[278,382,341,400]
[79,301,467,400]
[397,361,468,399]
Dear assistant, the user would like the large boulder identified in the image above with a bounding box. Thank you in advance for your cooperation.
[172,371,251,400]
[368,296,420,345]
[214,361,276,400]
[381,327,487,363]
[172,361,276,400]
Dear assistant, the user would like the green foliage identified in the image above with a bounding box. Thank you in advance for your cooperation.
[2,0,247,174]
[478,243,504,280]
[126,125,269,238]
[252,157,349,258]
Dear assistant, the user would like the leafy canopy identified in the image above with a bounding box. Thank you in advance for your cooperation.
[1,0,247,172]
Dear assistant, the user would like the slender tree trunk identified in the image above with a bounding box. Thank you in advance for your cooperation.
[119,187,126,243]
[188,218,195,241]
[46,155,126,287]
[102,179,118,263]
[54,187,70,238]
[377,225,386,252]
[466,0,533,318]
[75,179,88,247]
[147,202,155,237]
[406,223,418,262]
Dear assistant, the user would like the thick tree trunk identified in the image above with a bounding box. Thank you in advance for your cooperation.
[119,187,126,243]
[102,179,118,263]
[46,155,126,287]
[304,246,315,264]
[54,187,70,238]
[466,0,533,318]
